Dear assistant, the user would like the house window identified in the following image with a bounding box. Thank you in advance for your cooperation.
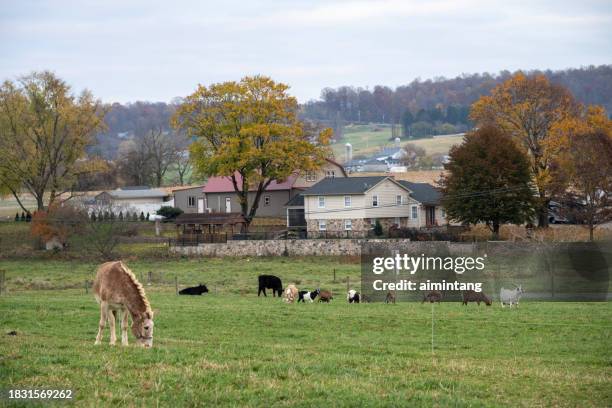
[318,196,325,208]
[441,209,446,218]
[188,196,196,207]
[306,171,317,182]
[344,219,352,230]
[396,195,403,206]
[394,217,400,227]
[318,220,326,231]
[326,170,335,178]
[411,205,418,219]
[344,196,351,208]
[263,195,271,206]
[372,195,379,207]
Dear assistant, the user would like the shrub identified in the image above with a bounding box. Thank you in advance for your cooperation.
[157,206,183,220]
[139,212,145,221]
[373,220,383,236]
[15,212,19,222]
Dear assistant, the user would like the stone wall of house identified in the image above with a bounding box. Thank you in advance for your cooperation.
[306,218,370,237]
[305,218,406,237]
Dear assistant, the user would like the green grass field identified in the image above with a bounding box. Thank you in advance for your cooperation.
[1,259,610,407]
[330,124,463,160]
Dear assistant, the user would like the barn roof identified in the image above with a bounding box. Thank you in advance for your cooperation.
[97,187,169,199]
[202,172,297,193]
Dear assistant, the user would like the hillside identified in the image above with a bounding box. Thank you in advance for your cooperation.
[330,124,463,162]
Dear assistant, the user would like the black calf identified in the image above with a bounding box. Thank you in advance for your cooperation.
[179,284,209,295]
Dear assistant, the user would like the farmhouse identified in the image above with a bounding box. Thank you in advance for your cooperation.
[300,176,446,237]
[189,159,347,219]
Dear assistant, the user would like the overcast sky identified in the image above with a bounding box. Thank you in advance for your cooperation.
[1,0,610,103]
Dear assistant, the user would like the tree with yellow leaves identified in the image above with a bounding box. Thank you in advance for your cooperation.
[549,106,612,240]
[470,73,577,227]
[0,71,106,212]
[173,75,332,226]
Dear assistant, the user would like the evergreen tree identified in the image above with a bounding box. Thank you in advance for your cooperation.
[440,126,536,239]
[373,220,383,236]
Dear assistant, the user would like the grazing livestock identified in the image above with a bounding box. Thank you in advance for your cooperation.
[319,290,333,303]
[258,275,283,297]
[423,290,443,303]
[347,289,360,303]
[179,284,209,295]
[93,261,154,348]
[298,288,320,303]
[283,284,299,303]
[462,290,492,306]
[385,291,396,304]
[500,285,524,308]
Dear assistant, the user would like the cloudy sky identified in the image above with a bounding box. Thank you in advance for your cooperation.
[1,0,610,103]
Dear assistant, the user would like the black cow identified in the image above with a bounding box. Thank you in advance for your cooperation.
[258,275,283,297]
[179,284,209,295]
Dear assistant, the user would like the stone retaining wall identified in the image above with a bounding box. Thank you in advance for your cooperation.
[170,239,482,257]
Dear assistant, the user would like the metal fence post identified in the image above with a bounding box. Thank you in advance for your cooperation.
[0,270,5,295]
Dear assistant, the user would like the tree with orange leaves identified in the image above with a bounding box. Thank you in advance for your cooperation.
[470,73,578,227]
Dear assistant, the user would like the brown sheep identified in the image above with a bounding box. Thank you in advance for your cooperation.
[422,290,443,303]
[318,290,333,303]
[462,290,492,306]
[385,291,396,304]
[283,284,299,304]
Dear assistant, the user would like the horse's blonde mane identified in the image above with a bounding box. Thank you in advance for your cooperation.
[118,261,152,314]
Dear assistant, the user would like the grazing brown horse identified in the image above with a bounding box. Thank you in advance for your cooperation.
[93,261,154,347]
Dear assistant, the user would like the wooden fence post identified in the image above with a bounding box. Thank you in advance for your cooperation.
[175,275,178,295]
[333,268,336,283]
[0,270,5,296]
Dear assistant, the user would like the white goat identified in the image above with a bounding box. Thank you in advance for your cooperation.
[500,285,524,308]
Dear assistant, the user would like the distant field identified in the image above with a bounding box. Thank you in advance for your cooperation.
[0,258,610,406]
[330,124,463,160]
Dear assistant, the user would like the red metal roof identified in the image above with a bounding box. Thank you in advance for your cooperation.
[203,172,297,193]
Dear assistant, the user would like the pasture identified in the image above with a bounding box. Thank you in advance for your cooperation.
[330,124,463,159]
[1,259,611,407]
